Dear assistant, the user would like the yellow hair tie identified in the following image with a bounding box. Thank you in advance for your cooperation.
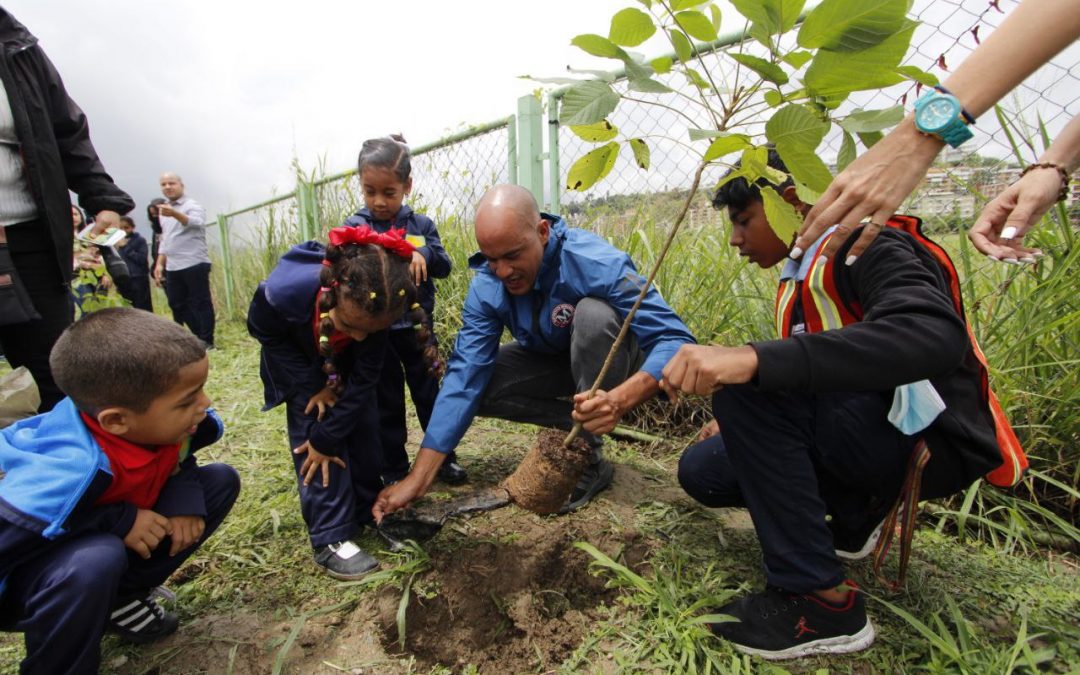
[398,289,406,297]
[369,291,377,299]
[319,312,329,319]
[411,303,420,310]
[319,335,329,343]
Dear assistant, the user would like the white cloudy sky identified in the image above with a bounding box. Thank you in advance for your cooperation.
[6,0,663,229]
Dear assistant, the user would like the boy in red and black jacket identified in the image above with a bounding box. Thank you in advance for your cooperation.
[661,150,1014,660]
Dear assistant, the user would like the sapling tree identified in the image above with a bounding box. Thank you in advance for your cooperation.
[553,0,935,243]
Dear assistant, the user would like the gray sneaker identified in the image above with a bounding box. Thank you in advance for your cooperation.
[314,540,379,580]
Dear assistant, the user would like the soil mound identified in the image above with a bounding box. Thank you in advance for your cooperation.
[376,519,640,672]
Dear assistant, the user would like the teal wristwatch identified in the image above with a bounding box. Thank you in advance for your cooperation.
[913,85,974,148]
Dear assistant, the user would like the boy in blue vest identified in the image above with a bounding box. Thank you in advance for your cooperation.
[661,150,1011,659]
[0,308,240,673]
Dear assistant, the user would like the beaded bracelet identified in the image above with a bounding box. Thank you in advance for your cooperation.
[1020,162,1070,202]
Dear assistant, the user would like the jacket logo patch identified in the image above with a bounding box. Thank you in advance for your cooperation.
[551,303,575,328]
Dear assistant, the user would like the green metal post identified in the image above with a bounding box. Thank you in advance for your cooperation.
[217,214,236,319]
[507,115,518,185]
[516,95,544,203]
[547,92,561,216]
[296,178,319,242]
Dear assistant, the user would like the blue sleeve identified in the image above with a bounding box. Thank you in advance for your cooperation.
[420,281,503,453]
[416,215,452,279]
[571,250,696,381]
[307,331,386,456]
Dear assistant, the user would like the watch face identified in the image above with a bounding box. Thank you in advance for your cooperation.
[919,97,959,131]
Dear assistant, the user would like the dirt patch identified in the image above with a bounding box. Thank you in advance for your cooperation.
[375,513,647,672]
[503,429,592,514]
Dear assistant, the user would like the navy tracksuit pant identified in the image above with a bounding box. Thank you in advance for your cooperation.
[286,398,384,548]
[376,327,440,474]
[0,463,240,675]
[678,384,917,593]
[164,262,215,347]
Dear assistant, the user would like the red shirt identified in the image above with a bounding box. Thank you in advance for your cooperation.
[81,413,183,509]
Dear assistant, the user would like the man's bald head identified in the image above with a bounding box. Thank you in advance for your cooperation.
[475,184,540,237]
[474,184,550,295]
[159,172,185,201]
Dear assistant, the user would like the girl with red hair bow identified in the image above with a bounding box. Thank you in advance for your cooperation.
[247,225,436,580]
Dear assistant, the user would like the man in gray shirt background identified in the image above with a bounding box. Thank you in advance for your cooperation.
[154,172,215,347]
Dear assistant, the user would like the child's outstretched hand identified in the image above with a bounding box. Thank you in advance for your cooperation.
[305,386,338,421]
[167,515,206,556]
[294,440,347,488]
[410,251,428,286]
[124,508,172,559]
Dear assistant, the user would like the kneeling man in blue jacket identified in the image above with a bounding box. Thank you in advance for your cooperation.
[373,184,695,519]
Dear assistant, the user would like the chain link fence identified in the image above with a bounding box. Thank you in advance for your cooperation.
[555,0,1077,229]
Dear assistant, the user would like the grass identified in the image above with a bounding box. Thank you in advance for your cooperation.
[2,319,1078,673]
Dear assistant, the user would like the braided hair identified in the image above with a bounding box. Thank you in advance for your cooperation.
[316,237,438,394]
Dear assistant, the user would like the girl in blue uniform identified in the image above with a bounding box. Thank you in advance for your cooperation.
[247,225,432,579]
[342,135,466,485]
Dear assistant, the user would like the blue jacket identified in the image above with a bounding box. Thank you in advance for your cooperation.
[343,204,451,328]
[421,215,696,454]
[0,398,223,598]
[246,241,387,455]
[118,231,150,278]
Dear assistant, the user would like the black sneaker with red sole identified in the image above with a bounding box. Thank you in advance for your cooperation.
[709,582,875,660]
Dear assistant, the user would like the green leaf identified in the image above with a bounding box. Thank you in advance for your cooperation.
[570,120,619,142]
[651,56,674,74]
[782,50,812,69]
[571,34,624,59]
[709,5,722,31]
[689,128,750,142]
[798,0,911,51]
[669,29,693,62]
[837,130,856,171]
[857,130,884,148]
[738,146,770,183]
[761,186,803,244]
[730,53,789,84]
[794,179,822,205]
[670,0,705,9]
[566,142,621,191]
[764,90,784,107]
[560,81,621,126]
[838,105,904,133]
[730,0,806,34]
[628,76,674,93]
[629,138,651,170]
[895,64,940,86]
[609,8,656,47]
[703,135,751,161]
[803,23,914,96]
[765,104,833,192]
[683,66,710,89]
[675,10,719,41]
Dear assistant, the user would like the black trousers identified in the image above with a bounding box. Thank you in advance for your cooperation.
[119,274,153,312]
[0,222,71,411]
[377,327,441,472]
[678,385,918,593]
[164,262,215,346]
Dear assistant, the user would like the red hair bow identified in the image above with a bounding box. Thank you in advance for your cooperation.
[327,225,414,259]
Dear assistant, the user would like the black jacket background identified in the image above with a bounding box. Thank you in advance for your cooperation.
[0,10,134,285]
